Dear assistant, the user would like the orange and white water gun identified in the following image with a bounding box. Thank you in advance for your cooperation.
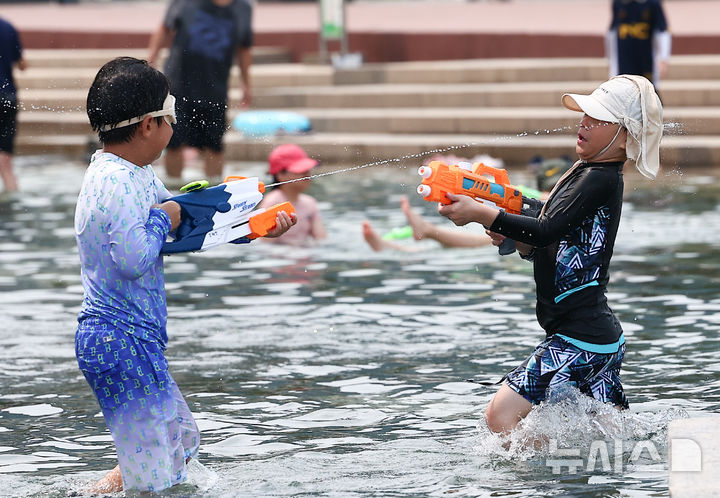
[161,176,295,254]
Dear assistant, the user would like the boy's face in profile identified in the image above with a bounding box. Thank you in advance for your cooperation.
[149,118,174,163]
[575,114,627,162]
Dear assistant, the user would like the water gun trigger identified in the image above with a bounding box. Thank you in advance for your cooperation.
[247,201,296,239]
[224,175,265,193]
[179,180,210,193]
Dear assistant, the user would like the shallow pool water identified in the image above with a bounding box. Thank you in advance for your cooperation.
[1,157,719,497]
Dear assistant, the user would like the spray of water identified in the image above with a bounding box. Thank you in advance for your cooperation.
[265,124,576,189]
[474,386,688,465]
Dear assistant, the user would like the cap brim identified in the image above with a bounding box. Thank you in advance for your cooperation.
[285,158,319,174]
[562,93,619,123]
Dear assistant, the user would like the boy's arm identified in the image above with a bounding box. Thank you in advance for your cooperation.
[104,175,174,279]
[235,46,252,108]
[488,169,611,248]
[148,24,174,68]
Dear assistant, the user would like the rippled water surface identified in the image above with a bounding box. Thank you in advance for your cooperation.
[1,157,719,497]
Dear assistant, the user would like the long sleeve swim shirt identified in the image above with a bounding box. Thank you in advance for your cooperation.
[490,161,625,346]
[75,151,173,347]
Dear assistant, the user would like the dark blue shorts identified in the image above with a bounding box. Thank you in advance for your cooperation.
[504,335,629,409]
[167,97,226,152]
[0,96,17,154]
[76,320,200,492]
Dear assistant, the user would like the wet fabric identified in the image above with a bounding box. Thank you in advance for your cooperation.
[167,97,226,152]
[74,151,173,347]
[610,0,668,83]
[505,334,629,408]
[76,320,200,492]
[0,95,17,153]
[0,17,22,97]
[163,0,253,104]
[490,161,625,345]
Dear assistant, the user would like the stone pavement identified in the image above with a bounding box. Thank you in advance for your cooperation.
[3,0,720,62]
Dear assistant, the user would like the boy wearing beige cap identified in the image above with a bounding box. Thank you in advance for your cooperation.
[438,75,662,435]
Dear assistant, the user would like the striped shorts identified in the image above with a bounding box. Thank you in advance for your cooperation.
[76,321,200,492]
[504,334,629,409]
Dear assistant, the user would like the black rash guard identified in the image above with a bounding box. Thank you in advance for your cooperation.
[490,161,625,345]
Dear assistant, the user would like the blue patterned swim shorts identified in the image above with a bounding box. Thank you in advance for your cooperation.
[76,319,200,492]
[504,334,629,409]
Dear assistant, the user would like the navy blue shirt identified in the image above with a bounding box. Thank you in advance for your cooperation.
[163,0,253,104]
[610,0,668,81]
[0,17,23,97]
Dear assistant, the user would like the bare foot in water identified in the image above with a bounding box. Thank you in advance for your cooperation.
[362,220,386,252]
[400,196,431,240]
[87,465,123,494]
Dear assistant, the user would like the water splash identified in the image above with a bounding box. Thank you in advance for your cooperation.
[474,386,688,465]
[663,121,685,135]
[266,124,576,188]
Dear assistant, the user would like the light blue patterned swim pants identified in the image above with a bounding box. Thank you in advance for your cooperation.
[76,319,200,492]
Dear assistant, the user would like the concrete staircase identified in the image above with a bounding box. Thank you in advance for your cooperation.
[15,50,720,168]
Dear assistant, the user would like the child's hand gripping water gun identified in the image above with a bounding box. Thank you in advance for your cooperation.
[161,176,295,254]
[416,160,542,255]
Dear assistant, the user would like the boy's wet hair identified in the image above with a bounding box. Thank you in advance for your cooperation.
[87,57,170,145]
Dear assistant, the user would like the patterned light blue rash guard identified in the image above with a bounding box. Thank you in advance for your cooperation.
[75,151,173,347]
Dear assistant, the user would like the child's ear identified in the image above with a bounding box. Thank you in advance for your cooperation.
[138,115,156,138]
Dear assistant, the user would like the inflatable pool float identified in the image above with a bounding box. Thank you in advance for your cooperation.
[232,110,312,137]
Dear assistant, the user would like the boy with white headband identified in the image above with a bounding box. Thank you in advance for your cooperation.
[75,57,294,493]
[438,75,662,434]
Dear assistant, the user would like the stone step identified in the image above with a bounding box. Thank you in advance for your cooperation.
[15,54,720,91]
[15,132,720,169]
[23,46,292,68]
[333,55,720,85]
[251,80,720,109]
[15,64,333,90]
[17,79,720,112]
[15,107,719,137]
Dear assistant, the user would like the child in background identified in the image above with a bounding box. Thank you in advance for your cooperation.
[74,57,293,494]
[259,144,327,245]
[362,159,572,253]
[438,75,662,435]
[362,196,491,252]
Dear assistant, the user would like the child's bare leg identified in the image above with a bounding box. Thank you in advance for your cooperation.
[204,149,223,179]
[0,152,18,192]
[401,196,490,248]
[400,196,433,240]
[88,464,123,494]
[485,383,533,434]
[362,220,387,252]
[164,147,184,179]
[362,221,416,252]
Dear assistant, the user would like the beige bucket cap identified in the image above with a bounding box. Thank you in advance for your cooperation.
[562,75,663,179]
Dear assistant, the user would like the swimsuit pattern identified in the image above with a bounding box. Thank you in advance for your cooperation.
[555,206,611,299]
[76,320,200,491]
[505,335,629,408]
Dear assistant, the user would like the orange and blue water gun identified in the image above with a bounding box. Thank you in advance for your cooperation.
[416,160,542,255]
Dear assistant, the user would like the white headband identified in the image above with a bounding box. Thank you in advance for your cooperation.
[99,94,176,132]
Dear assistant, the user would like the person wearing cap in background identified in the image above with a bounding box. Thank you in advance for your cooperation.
[438,75,663,436]
[259,144,327,245]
